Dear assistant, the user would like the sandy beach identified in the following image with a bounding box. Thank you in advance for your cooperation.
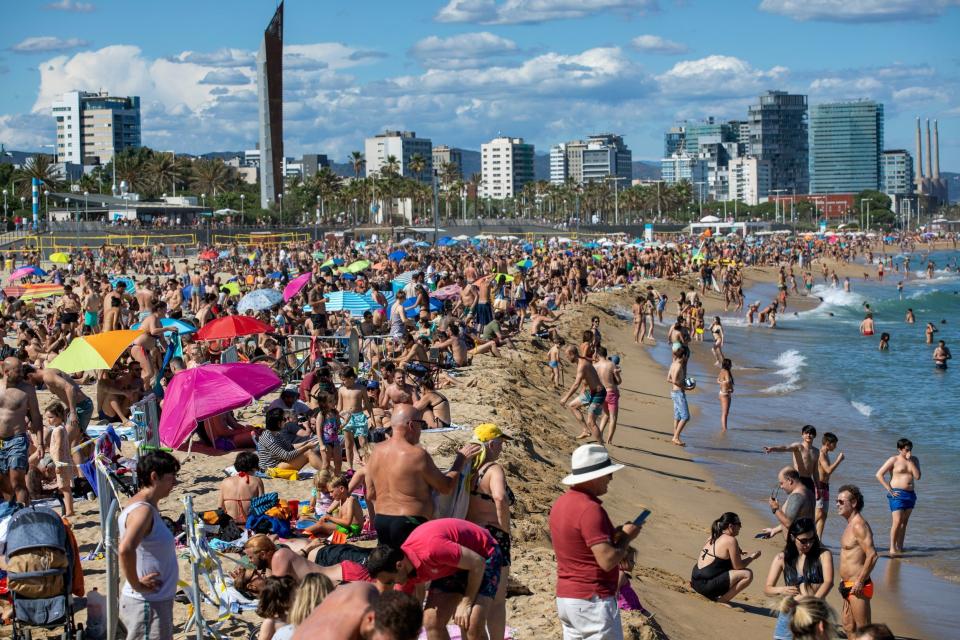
[23,250,952,639]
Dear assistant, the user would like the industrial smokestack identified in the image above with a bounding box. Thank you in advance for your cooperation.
[915,117,923,181]
[933,119,941,179]
[925,119,933,181]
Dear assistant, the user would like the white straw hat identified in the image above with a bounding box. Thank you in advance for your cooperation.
[562,444,625,485]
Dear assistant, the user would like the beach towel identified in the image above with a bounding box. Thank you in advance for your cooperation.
[435,459,473,521]
[420,423,466,434]
[419,627,514,640]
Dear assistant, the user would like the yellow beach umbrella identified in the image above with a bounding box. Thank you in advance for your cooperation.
[221,281,241,296]
[345,259,371,274]
[48,329,143,373]
[49,252,71,264]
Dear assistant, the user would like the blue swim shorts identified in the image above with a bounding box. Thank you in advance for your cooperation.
[0,433,30,474]
[671,390,690,421]
[887,489,917,512]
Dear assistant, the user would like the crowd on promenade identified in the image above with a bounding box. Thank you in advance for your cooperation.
[0,228,952,640]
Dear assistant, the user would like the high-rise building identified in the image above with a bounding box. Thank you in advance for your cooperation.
[727,156,771,205]
[749,91,809,194]
[364,131,433,182]
[664,125,685,157]
[51,91,141,165]
[481,136,534,199]
[683,118,735,155]
[582,134,632,184]
[661,152,707,186]
[301,154,330,179]
[809,100,884,194]
[432,145,462,179]
[549,144,568,184]
[881,150,913,211]
[256,0,284,208]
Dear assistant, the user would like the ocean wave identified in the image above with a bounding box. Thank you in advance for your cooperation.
[851,400,873,417]
[761,349,806,394]
[611,305,633,322]
[808,284,867,309]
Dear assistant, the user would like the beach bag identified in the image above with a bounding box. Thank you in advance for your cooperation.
[266,468,299,481]
[249,492,279,517]
[246,515,291,538]
[7,547,68,598]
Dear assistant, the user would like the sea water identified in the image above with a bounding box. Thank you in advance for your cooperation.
[645,249,960,637]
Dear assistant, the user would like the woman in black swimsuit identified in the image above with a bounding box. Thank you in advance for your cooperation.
[764,518,834,640]
[414,377,450,429]
[690,512,761,603]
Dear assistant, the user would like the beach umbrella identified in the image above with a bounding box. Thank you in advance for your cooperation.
[199,250,218,260]
[159,363,282,449]
[489,273,514,283]
[437,236,457,247]
[131,317,197,336]
[220,282,241,296]
[237,288,283,313]
[218,250,231,259]
[522,243,533,253]
[312,250,325,261]
[516,259,533,270]
[266,271,284,279]
[592,254,603,261]
[414,241,431,248]
[402,296,442,318]
[344,260,370,274]
[388,250,407,262]
[341,272,356,281]
[324,291,382,316]
[394,270,417,285]
[7,266,45,282]
[49,252,71,264]
[48,329,143,373]
[283,271,313,302]
[432,283,462,301]
[397,238,416,246]
[111,276,135,291]
[196,315,273,341]
[583,241,600,249]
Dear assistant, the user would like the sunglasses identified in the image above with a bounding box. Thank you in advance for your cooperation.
[795,536,816,546]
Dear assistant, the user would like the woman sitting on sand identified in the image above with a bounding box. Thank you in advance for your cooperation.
[690,512,761,604]
[218,451,265,522]
[764,518,833,640]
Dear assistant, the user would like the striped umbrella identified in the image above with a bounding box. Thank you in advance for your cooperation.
[394,270,417,284]
[324,291,382,316]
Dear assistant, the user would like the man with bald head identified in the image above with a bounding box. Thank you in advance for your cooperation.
[760,466,815,539]
[241,534,323,582]
[0,357,43,505]
[366,404,481,549]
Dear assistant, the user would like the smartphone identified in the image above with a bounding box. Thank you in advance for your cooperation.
[755,532,771,539]
[633,509,652,527]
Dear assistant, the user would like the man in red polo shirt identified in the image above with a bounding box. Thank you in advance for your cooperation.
[549,444,642,639]
[395,518,502,640]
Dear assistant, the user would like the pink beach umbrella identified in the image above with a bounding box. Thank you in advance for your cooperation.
[282,271,313,302]
[7,266,39,282]
[158,363,282,449]
[432,283,462,301]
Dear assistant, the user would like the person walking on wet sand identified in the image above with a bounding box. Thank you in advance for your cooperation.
[836,485,878,638]
[667,345,694,446]
[595,347,621,446]
[874,438,921,556]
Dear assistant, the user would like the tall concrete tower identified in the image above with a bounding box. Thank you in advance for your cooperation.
[257,1,284,209]
[914,117,923,182]
[933,120,941,179]
[925,119,932,181]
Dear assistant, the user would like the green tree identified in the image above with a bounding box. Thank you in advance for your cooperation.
[350,151,365,179]
[191,158,235,196]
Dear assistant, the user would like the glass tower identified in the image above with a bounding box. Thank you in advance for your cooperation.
[810,100,884,194]
[749,91,809,194]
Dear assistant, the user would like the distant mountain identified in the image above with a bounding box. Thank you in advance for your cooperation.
[632,161,661,180]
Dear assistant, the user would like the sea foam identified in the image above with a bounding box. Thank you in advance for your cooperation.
[851,401,873,417]
[761,349,806,394]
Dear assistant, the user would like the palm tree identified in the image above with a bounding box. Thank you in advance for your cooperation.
[17,154,61,196]
[408,154,426,184]
[382,155,401,177]
[350,151,365,180]
[467,172,482,221]
[191,158,234,196]
[113,151,148,195]
[147,152,183,197]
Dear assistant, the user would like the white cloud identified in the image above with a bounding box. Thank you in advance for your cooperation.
[45,0,94,12]
[11,37,89,53]
[657,55,788,98]
[0,113,51,149]
[892,86,949,102]
[760,0,960,22]
[199,69,251,86]
[631,34,688,55]
[170,49,254,68]
[436,0,658,25]
[409,32,519,69]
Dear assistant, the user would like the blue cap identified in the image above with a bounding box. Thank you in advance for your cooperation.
[610,355,620,365]
[366,380,380,389]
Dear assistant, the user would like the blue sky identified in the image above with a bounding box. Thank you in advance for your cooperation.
[2,0,959,169]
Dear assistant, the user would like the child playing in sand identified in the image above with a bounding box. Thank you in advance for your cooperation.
[546,337,565,389]
[308,469,334,515]
[617,547,653,618]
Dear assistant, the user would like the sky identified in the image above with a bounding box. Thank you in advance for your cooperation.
[1,0,959,169]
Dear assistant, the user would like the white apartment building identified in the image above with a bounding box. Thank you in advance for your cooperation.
[481,136,534,199]
[549,144,567,184]
[726,156,771,205]
[364,130,433,182]
[51,91,141,165]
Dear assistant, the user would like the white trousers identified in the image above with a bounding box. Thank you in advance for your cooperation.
[556,595,624,640]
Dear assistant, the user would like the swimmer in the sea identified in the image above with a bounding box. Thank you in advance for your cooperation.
[859,314,875,337]
[905,308,915,324]
[879,333,889,351]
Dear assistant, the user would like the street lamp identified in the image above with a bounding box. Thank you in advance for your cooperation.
[44,190,49,230]
[83,191,89,222]
[278,193,284,226]
[2,189,7,219]
[316,195,321,224]
[352,197,358,234]
[240,194,245,219]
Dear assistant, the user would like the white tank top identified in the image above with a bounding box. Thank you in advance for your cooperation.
[118,501,179,602]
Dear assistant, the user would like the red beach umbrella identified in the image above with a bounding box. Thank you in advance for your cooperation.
[195,315,273,341]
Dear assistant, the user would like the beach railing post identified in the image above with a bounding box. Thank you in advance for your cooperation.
[183,495,205,640]
[96,461,120,640]
[349,327,360,369]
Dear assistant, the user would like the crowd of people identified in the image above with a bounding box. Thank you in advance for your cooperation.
[0,229,953,640]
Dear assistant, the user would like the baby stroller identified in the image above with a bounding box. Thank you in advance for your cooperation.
[5,506,84,640]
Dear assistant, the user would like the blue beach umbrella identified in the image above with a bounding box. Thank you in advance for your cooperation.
[394,270,417,285]
[111,276,135,291]
[583,241,600,249]
[267,271,283,279]
[437,236,457,247]
[237,288,283,313]
[324,291,382,316]
[522,243,533,253]
[388,250,407,262]
[414,241,431,248]
[402,296,443,318]
[131,317,197,335]
[516,259,533,270]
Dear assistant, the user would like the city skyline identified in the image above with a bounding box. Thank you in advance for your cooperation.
[1,0,958,167]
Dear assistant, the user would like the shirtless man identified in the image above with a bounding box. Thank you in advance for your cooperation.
[382,368,416,409]
[82,283,102,335]
[904,308,915,324]
[594,347,622,445]
[292,582,422,640]
[667,345,694,446]
[189,270,203,314]
[815,432,844,538]
[134,280,154,323]
[132,301,178,389]
[24,365,95,465]
[337,367,375,470]
[874,438,921,556]
[933,340,951,369]
[837,485,878,637]
[242,534,323,582]
[0,358,44,505]
[56,284,82,340]
[163,280,184,319]
[763,424,820,495]
[365,404,480,550]
[559,344,606,444]
[859,314,875,336]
